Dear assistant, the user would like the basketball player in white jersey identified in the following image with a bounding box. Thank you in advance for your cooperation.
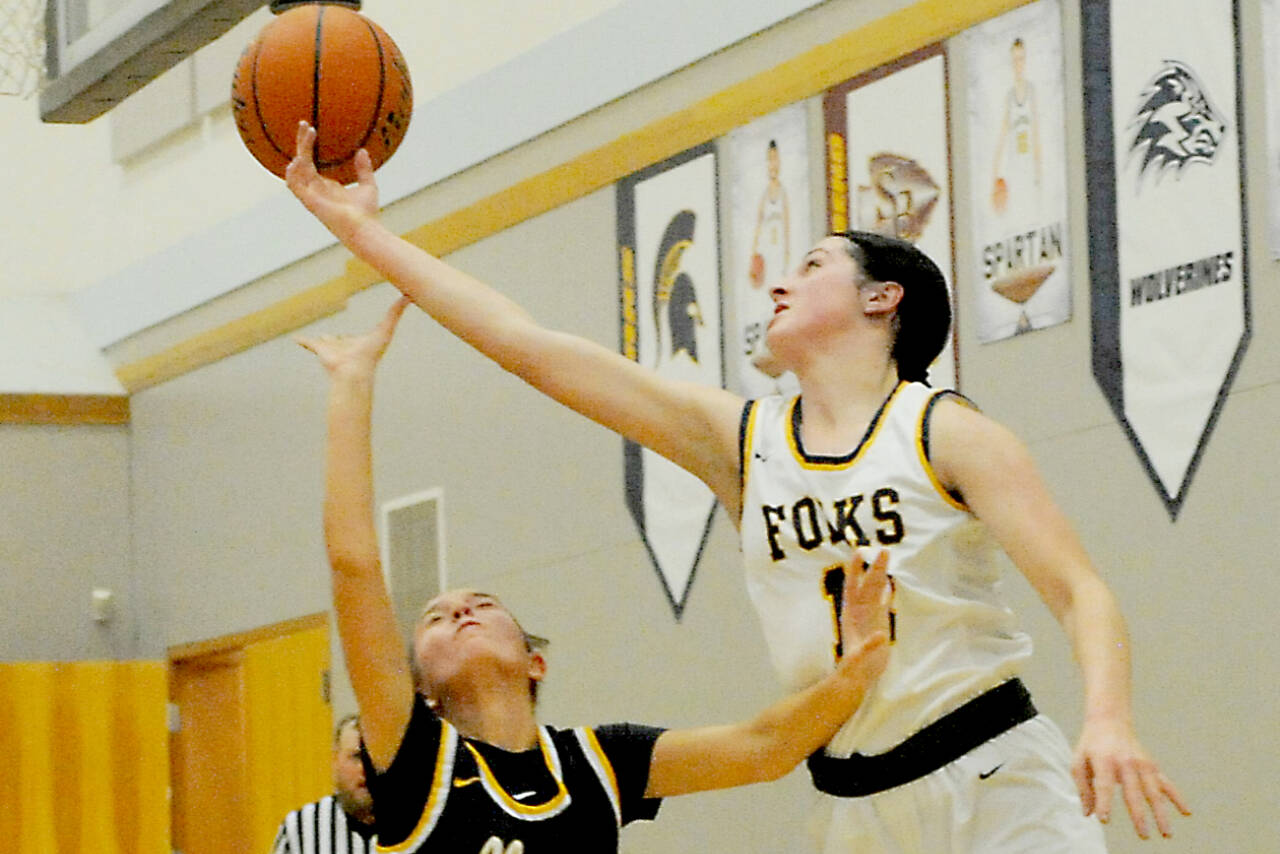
[744,139,795,390]
[286,122,1190,851]
[990,37,1043,225]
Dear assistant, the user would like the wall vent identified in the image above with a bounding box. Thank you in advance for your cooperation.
[380,488,446,643]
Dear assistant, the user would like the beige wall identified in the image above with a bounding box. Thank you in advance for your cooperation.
[2,0,1276,851]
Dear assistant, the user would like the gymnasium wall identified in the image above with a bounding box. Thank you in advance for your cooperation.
[0,0,1276,851]
[0,424,134,659]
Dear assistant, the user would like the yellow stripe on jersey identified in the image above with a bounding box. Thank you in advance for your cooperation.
[575,727,623,826]
[915,391,970,512]
[740,400,762,506]
[464,728,570,819]
[377,721,458,853]
[789,383,907,470]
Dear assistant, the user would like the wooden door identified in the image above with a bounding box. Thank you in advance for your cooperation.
[169,613,331,854]
[170,651,249,854]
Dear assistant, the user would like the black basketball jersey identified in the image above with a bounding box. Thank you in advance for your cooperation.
[366,697,663,852]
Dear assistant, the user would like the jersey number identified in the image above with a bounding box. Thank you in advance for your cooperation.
[822,563,895,661]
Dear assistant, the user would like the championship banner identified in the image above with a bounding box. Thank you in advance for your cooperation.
[1082,0,1250,518]
[823,45,958,389]
[616,144,723,617]
[961,0,1071,341]
[723,102,809,399]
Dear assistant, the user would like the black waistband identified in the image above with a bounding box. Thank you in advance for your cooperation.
[807,678,1036,798]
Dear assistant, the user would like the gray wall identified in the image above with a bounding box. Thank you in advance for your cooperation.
[0,423,136,660]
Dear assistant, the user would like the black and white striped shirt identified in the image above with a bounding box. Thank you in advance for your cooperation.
[270,794,376,854]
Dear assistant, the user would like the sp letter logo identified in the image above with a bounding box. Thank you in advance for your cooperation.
[1126,60,1226,188]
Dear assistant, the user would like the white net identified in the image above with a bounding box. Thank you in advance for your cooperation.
[0,0,44,97]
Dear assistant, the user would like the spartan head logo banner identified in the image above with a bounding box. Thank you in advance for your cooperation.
[616,144,723,617]
[1126,59,1227,186]
[1082,0,1249,519]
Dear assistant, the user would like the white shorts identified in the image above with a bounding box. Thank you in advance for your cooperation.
[808,716,1108,854]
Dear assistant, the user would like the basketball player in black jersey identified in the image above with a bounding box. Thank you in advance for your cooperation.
[298,297,891,853]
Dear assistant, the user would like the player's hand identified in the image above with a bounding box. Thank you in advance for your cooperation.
[296,296,410,377]
[1072,717,1190,839]
[285,120,379,241]
[837,550,892,679]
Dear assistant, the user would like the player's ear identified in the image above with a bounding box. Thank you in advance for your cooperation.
[527,651,547,683]
[862,280,904,316]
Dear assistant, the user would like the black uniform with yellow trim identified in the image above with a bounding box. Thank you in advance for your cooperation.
[366,696,663,852]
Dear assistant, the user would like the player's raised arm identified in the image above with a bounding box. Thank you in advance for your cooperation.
[928,398,1190,839]
[286,122,745,514]
[643,551,891,798]
[297,297,416,770]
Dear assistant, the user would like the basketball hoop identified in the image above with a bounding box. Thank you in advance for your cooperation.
[0,0,43,97]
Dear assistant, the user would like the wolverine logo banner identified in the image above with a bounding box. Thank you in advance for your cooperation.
[616,143,723,617]
[1126,59,1227,186]
[1082,0,1250,519]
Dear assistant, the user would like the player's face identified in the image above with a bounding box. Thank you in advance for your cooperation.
[412,590,538,698]
[332,721,373,822]
[765,236,865,358]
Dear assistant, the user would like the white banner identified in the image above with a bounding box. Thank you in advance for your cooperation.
[616,144,723,616]
[1082,0,1249,518]
[961,0,1071,341]
[1262,0,1280,257]
[824,46,958,389]
[723,103,809,398]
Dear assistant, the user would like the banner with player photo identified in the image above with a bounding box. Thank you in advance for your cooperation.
[1082,0,1250,519]
[616,144,723,617]
[823,44,958,388]
[961,0,1071,341]
[723,102,809,399]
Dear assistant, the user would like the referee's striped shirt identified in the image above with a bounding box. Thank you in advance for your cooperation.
[270,794,376,854]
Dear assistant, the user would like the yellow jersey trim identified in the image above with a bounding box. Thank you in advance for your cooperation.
[740,399,762,510]
[915,390,970,512]
[789,383,906,470]
[377,720,457,853]
[464,727,571,819]
[575,726,623,826]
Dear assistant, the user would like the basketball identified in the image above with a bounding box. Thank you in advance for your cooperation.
[232,3,413,184]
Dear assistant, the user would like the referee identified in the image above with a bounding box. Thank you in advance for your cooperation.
[270,714,376,854]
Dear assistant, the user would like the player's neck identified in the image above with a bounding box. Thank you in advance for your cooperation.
[441,685,540,751]
[794,355,899,454]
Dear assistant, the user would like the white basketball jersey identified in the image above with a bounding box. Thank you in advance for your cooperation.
[740,382,1033,755]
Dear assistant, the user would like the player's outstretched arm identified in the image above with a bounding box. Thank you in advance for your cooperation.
[286,122,745,514]
[929,399,1191,839]
[297,297,416,771]
[643,551,891,798]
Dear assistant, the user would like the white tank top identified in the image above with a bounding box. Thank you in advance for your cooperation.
[739,382,1033,755]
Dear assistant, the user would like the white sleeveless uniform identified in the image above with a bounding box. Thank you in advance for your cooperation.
[756,186,788,286]
[1000,84,1040,226]
[740,382,1106,853]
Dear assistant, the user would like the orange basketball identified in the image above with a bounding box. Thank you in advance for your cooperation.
[232,3,413,184]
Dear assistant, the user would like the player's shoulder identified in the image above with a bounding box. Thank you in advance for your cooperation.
[925,391,1028,467]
